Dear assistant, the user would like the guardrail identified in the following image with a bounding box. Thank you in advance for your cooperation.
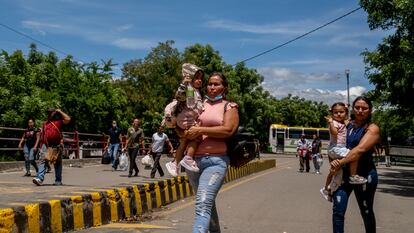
[0,127,179,160]
[388,145,414,165]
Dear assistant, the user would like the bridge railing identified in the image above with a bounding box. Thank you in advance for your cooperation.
[0,127,180,160]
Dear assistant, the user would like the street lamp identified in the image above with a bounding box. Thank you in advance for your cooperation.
[345,69,350,108]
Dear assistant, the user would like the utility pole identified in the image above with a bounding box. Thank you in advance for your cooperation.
[345,69,350,109]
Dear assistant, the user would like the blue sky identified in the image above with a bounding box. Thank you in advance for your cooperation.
[0,0,390,105]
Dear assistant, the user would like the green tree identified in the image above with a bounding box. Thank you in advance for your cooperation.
[361,0,414,144]
[361,0,414,114]
[119,40,182,132]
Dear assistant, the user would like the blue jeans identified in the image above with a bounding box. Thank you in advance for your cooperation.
[23,144,38,173]
[186,155,229,233]
[36,144,63,183]
[332,168,378,233]
[108,143,120,168]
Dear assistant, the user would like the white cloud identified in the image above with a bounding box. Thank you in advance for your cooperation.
[22,20,62,35]
[112,38,155,50]
[116,24,133,32]
[21,20,154,50]
[258,66,368,105]
[336,86,366,97]
[258,67,338,83]
[206,19,314,35]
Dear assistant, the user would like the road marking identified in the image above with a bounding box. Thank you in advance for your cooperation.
[99,223,173,229]
[162,159,295,215]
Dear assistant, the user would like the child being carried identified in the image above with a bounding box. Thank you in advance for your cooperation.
[164,63,204,176]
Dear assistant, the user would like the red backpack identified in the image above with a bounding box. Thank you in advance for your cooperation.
[43,120,62,146]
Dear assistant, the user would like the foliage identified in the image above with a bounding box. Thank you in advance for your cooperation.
[0,43,126,133]
[118,42,330,144]
[1,42,332,158]
[360,0,414,144]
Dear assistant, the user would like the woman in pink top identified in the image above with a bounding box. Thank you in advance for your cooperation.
[186,72,239,233]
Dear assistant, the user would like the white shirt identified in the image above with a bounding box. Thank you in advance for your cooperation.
[151,132,169,153]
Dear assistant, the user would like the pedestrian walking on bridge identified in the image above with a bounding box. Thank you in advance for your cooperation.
[149,125,173,178]
[33,108,71,186]
[297,134,311,172]
[18,117,40,176]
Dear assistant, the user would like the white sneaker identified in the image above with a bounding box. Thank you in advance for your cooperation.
[166,161,178,177]
[33,178,43,186]
[320,187,331,202]
[179,155,199,172]
[349,175,367,184]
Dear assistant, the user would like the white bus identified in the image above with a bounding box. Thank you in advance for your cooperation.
[269,124,330,154]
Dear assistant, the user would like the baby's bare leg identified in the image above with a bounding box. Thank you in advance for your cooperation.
[175,138,188,163]
[325,170,335,189]
[186,139,200,157]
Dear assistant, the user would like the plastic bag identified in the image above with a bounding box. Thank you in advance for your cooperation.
[317,157,324,167]
[118,152,129,171]
[141,153,154,168]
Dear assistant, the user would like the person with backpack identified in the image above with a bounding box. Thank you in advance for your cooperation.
[185,72,239,233]
[33,108,71,186]
[18,117,40,176]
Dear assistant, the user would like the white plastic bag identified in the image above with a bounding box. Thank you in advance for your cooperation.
[317,157,324,167]
[141,153,154,168]
[118,152,129,171]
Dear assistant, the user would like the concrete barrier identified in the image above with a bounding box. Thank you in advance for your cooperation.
[0,159,275,233]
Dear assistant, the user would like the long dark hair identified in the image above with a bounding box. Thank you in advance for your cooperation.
[26,117,35,128]
[352,96,373,124]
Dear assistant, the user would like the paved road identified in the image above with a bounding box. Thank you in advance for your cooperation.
[78,155,414,233]
[0,156,176,209]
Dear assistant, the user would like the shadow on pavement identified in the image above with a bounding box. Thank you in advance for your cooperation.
[377,167,414,198]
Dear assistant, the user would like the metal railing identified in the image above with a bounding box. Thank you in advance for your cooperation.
[0,127,179,160]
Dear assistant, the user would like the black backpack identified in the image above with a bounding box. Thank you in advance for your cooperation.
[224,102,257,167]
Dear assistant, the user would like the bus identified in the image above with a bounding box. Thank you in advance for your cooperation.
[268,124,330,154]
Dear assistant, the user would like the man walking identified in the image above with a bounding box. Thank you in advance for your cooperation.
[123,118,145,177]
[149,125,174,179]
[104,120,122,170]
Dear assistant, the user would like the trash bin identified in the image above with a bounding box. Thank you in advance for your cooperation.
[267,146,273,153]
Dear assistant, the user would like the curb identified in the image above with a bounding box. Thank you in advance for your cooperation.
[0,159,276,233]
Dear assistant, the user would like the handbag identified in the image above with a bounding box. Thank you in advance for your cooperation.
[224,102,256,167]
[44,147,59,164]
[101,150,111,164]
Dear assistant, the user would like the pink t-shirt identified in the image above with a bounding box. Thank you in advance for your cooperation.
[194,100,238,157]
[330,120,347,145]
